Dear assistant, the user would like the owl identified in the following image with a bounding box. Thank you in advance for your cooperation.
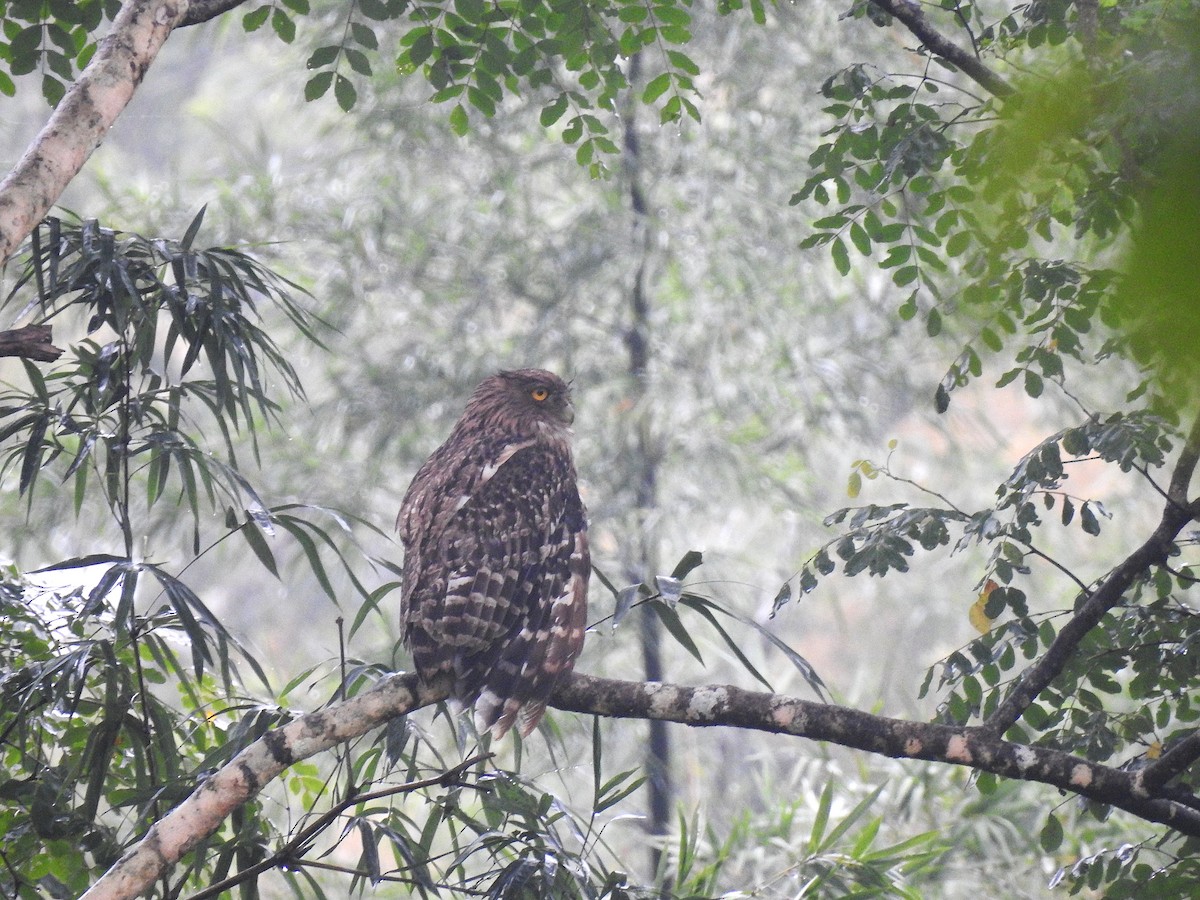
[397,369,590,738]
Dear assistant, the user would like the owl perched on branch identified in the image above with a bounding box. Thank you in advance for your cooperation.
[397,369,590,738]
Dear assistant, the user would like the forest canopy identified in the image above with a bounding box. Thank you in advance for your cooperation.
[1,0,1200,898]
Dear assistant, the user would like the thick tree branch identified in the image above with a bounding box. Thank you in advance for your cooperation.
[1141,731,1200,794]
[0,0,188,266]
[986,416,1200,735]
[871,0,1014,98]
[552,674,1200,833]
[85,666,1200,899]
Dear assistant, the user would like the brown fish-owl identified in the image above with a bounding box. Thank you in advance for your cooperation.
[397,369,589,738]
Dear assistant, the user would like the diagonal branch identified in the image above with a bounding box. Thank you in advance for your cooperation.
[871,0,1014,98]
[985,415,1200,735]
[0,0,187,266]
[81,671,454,900]
[1140,731,1200,795]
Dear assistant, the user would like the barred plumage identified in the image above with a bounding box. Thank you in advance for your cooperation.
[397,369,589,738]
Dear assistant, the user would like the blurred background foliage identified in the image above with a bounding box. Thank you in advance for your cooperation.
[1,0,1199,896]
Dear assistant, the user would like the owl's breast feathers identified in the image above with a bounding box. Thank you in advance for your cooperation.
[399,425,589,738]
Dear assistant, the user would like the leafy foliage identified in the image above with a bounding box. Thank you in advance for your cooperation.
[0,0,118,104]
[797,0,1200,413]
[6,0,1200,896]
[781,2,1200,894]
[241,0,703,175]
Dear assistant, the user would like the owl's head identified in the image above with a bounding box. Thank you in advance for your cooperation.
[468,368,576,435]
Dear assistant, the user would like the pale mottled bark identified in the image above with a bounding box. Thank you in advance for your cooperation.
[80,672,451,900]
[0,0,189,266]
[83,666,1200,899]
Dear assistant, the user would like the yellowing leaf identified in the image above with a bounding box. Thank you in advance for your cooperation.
[970,579,999,634]
[1147,740,1163,760]
[847,470,862,498]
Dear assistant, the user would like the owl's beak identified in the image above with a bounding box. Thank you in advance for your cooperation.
[562,400,576,425]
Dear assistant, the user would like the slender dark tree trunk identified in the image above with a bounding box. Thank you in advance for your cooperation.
[622,50,673,884]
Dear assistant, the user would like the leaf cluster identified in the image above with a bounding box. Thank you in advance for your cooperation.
[0,569,290,899]
[795,0,1200,415]
[0,212,389,899]
[0,0,117,103]
[1,211,314,543]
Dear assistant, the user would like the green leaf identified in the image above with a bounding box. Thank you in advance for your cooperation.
[831,235,850,276]
[270,7,296,42]
[649,599,704,664]
[849,221,871,256]
[642,72,672,104]
[350,21,378,50]
[1024,369,1044,398]
[808,782,834,852]
[946,230,971,257]
[345,47,372,76]
[19,412,48,496]
[239,519,279,578]
[42,75,66,106]
[304,71,333,101]
[334,73,358,111]
[1040,813,1064,852]
[670,550,703,579]
[540,94,568,127]
[449,103,469,136]
[934,383,950,413]
[1080,502,1100,536]
[666,49,700,76]
[242,5,270,31]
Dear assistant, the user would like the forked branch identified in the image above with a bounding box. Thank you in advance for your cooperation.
[985,415,1200,735]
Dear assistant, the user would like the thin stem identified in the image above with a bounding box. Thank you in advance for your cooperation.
[180,754,491,900]
[1018,541,1093,596]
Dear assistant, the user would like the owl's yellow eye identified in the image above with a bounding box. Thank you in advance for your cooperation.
[531,387,550,402]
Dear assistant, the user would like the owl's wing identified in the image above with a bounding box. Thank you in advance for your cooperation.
[397,434,535,637]
[401,442,589,738]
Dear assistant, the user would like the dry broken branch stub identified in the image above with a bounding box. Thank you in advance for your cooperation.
[0,325,62,361]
